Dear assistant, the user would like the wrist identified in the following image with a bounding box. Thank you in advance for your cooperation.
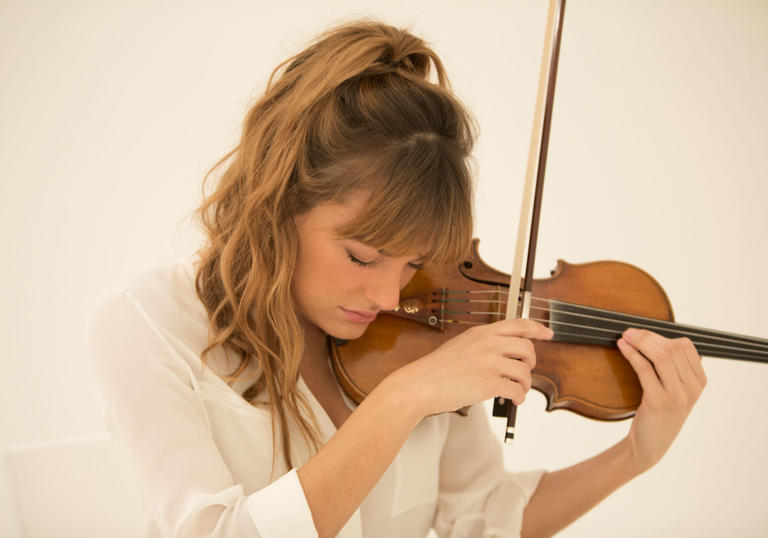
[615,436,651,479]
[372,368,428,426]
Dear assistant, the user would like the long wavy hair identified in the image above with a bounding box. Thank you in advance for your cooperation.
[193,19,477,472]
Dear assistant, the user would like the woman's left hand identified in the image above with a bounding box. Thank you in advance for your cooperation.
[617,328,708,474]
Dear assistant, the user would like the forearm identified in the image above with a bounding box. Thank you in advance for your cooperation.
[521,437,643,538]
[297,377,422,538]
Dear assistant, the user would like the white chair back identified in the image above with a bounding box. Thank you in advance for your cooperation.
[1,433,149,538]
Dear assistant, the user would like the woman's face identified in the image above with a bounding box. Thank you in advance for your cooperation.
[292,193,425,340]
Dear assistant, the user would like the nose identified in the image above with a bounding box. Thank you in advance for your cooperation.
[363,267,403,311]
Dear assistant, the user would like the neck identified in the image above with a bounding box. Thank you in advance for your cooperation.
[300,317,329,372]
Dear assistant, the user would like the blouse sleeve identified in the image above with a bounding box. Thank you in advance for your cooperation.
[432,404,546,538]
[85,288,318,538]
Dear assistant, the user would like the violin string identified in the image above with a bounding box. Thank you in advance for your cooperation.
[436,317,767,362]
[423,289,768,359]
[439,310,766,355]
[427,293,768,351]
[539,297,768,346]
[531,316,768,356]
[540,297,768,346]
[539,329,766,363]
[441,287,767,343]
[534,301,768,350]
[436,303,768,352]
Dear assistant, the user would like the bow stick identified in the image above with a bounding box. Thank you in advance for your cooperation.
[492,0,567,443]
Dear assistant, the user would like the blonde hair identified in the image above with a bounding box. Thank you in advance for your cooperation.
[193,19,476,471]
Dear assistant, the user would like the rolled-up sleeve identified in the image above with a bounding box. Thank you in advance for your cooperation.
[86,288,318,537]
[247,469,316,536]
[433,404,545,538]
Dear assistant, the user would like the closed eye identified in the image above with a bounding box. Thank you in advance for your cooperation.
[348,253,376,268]
[347,249,423,270]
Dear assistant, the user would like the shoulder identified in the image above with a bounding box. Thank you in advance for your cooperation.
[86,252,211,372]
[90,251,204,326]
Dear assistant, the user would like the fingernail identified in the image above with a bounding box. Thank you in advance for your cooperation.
[547,328,554,338]
[624,328,636,340]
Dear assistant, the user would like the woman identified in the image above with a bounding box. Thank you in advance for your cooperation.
[87,20,706,537]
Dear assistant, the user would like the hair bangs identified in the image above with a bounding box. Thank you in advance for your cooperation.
[335,140,473,266]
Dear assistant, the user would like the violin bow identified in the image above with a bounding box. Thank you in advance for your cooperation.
[492,0,567,443]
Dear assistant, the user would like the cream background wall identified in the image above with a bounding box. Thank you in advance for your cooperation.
[1,0,766,536]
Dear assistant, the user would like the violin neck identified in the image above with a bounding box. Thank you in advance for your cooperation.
[545,299,768,364]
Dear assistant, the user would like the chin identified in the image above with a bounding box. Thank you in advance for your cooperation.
[324,321,370,341]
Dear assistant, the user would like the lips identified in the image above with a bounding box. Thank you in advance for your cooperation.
[340,307,378,323]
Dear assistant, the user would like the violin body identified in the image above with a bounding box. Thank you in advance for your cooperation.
[330,239,677,421]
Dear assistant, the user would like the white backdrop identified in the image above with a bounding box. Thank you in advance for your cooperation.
[1,0,766,536]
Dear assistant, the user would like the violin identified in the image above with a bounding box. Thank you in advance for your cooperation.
[328,0,768,435]
[328,238,768,420]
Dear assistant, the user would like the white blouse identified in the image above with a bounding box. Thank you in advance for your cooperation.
[86,252,545,537]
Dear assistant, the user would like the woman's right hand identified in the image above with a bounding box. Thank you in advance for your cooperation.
[386,319,554,418]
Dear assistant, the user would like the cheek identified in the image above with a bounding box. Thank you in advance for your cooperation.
[294,247,362,307]
[323,259,366,296]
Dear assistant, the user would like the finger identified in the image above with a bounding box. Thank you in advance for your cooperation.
[493,375,528,405]
[680,337,707,388]
[617,337,663,400]
[495,358,532,393]
[623,328,682,391]
[496,337,537,369]
[669,338,700,385]
[490,318,554,340]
